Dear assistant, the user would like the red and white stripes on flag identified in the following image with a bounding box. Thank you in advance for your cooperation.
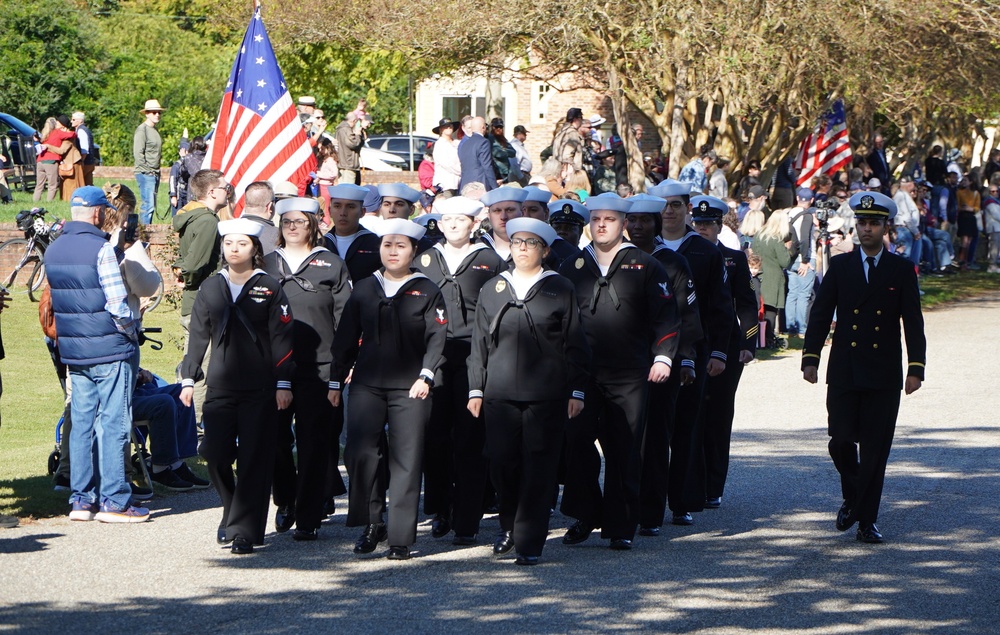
[206,8,315,214]
[794,100,852,187]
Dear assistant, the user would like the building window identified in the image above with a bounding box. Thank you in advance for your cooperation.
[442,96,472,122]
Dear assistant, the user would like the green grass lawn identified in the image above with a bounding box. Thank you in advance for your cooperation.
[1,178,174,225]
[0,296,188,521]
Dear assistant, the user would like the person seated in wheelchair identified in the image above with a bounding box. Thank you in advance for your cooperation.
[134,368,209,491]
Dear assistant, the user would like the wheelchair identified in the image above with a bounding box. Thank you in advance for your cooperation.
[46,328,166,494]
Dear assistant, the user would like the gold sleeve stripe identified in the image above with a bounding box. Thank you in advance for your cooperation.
[908,362,926,368]
[802,353,821,359]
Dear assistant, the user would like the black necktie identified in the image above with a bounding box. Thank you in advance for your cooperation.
[866,256,876,282]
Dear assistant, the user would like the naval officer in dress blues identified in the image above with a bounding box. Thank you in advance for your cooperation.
[802,190,926,544]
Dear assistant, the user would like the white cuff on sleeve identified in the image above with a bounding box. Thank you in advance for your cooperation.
[653,355,673,368]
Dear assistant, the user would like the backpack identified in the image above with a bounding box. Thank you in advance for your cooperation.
[39,286,57,340]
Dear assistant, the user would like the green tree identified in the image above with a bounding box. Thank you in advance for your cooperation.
[0,0,108,126]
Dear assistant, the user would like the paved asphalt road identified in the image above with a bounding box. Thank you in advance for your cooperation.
[2,295,998,634]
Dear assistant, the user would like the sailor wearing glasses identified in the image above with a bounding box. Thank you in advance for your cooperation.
[467,217,591,565]
[264,197,353,541]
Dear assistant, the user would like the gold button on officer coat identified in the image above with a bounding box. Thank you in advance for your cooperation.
[851,342,857,347]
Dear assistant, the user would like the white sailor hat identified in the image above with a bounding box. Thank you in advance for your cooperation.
[377,183,421,203]
[327,183,369,201]
[849,191,897,221]
[625,193,667,214]
[522,186,553,204]
[690,195,728,221]
[218,218,263,237]
[506,217,559,246]
[481,186,529,207]
[647,179,692,198]
[414,213,441,228]
[275,197,320,215]
[547,199,587,225]
[584,192,633,213]
[374,217,427,240]
[434,196,484,217]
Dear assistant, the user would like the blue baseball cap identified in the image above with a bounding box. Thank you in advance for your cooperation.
[70,186,113,208]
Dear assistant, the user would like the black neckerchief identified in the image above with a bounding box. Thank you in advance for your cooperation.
[431,242,489,326]
[583,242,636,313]
[487,270,557,350]
[218,268,267,344]
[372,269,429,348]
[274,246,329,293]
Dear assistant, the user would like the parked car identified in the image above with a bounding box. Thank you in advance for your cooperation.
[366,135,436,171]
[0,113,39,192]
[317,131,404,172]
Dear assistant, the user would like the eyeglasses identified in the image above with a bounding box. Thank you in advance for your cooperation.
[991,190,999,194]
[280,218,309,228]
[511,237,544,249]
[665,200,686,209]
[211,183,232,195]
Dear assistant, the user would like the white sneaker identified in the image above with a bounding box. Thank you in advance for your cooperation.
[95,504,150,524]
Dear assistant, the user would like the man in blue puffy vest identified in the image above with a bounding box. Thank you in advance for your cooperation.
[46,186,149,523]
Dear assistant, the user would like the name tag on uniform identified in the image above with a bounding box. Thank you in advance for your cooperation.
[309,259,332,267]
[619,264,645,270]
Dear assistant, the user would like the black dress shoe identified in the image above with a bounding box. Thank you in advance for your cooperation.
[671,512,694,526]
[275,506,295,533]
[231,537,253,554]
[217,525,232,545]
[562,521,597,545]
[293,528,318,541]
[431,514,452,539]
[705,497,722,509]
[638,526,660,537]
[452,535,477,546]
[856,523,884,544]
[493,531,515,555]
[387,545,410,560]
[609,538,633,551]
[354,523,388,554]
[836,502,855,532]
[515,554,539,566]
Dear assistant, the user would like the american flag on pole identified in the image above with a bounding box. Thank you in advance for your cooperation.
[794,100,852,187]
[206,6,315,214]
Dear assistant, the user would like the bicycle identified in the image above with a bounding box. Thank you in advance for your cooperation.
[0,207,63,301]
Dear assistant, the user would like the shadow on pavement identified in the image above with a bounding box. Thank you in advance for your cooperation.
[2,426,997,634]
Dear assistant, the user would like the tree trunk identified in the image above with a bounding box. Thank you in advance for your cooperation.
[608,65,645,192]
[668,62,688,179]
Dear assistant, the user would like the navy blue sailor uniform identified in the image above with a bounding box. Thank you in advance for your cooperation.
[468,270,591,558]
[558,243,681,541]
[802,213,926,529]
[321,227,383,507]
[180,269,295,546]
[323,229,382,282]
[639,242,705,528]
[702,243,758,502]
[331,270,448,548]
[415,243,506,538]
[659,229,734,519]
[265,246,352,533]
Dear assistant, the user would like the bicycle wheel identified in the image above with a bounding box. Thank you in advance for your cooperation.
[143,278,165,312]
[0,238,43,294]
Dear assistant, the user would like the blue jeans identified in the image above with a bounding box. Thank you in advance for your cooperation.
[785,266,816,335]
[926,227,954,268]
[135,172,159,224]
[68,355,138,510]
[894,227,922,269]
[133,382,199,466]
